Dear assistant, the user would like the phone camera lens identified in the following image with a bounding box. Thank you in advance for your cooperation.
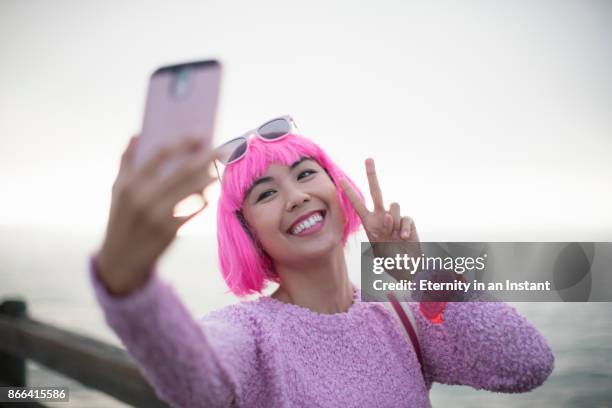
[172,68,190,99]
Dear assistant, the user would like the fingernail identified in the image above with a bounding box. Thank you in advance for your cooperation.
[401,231,409,239]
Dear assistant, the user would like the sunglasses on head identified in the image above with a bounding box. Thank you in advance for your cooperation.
[213,115,299,180]
[217,115,299,165]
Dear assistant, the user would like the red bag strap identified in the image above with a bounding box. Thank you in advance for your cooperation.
[386,292,426,380]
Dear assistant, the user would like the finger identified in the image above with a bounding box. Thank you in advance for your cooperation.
[156,154,218,211]
[119,135,139,173]
[339,178,368,219]
[410,218,421,242]
[383,213,394,237]
[154,149,222,214]
[137,136,203,180]
[161,172,219,215]
[400,216,413,240]
[157,147,222,198]
[171,198,208,229]
[365,158,384,212]
[390,202,401,236]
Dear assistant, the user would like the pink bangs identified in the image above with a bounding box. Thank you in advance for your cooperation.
[216,133,364,296]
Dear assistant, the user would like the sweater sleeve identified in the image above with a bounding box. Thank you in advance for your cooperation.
[407,298,554,393]
[88,255,259,408]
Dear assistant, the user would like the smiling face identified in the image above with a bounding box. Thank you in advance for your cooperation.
[216,133,365,296]
[240,157,346,266]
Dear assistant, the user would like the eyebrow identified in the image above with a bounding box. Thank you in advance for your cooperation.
[244,156,314,200]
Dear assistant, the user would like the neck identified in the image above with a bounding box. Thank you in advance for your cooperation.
[271,245,354,315]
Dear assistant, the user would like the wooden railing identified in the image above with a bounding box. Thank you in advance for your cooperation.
[0,299,169,408]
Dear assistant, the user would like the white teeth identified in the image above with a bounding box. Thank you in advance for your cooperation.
[290,212,324,235]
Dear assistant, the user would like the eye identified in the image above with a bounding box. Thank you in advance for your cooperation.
[298,169,317,180]
[256,189,275,202]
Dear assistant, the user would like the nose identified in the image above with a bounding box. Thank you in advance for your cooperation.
[285,184,310,212]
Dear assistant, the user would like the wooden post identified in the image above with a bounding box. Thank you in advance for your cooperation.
[0,300,27,387]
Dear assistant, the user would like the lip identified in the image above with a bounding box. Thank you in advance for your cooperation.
[286,209,327,234]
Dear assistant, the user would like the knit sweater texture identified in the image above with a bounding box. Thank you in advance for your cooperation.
[89,256,554,407]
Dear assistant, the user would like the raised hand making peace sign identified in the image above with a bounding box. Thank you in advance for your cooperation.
[340,158,420,245]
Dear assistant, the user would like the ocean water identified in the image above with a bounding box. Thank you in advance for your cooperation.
[1,226,611,407]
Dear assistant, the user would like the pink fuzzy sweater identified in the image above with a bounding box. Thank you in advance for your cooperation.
[89,256,554,407]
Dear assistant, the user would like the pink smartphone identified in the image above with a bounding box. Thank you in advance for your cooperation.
[134,60,222,180]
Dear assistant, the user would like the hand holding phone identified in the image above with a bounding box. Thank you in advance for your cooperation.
[94,60,223,295]
[96,135,222,295]
[134,60,222,216]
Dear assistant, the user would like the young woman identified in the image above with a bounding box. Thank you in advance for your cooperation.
[91,116,554,407]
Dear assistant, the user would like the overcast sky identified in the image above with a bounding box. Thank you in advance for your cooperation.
[1,0,610,241]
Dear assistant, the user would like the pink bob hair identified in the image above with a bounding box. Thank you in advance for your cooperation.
[216,133,365,297]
